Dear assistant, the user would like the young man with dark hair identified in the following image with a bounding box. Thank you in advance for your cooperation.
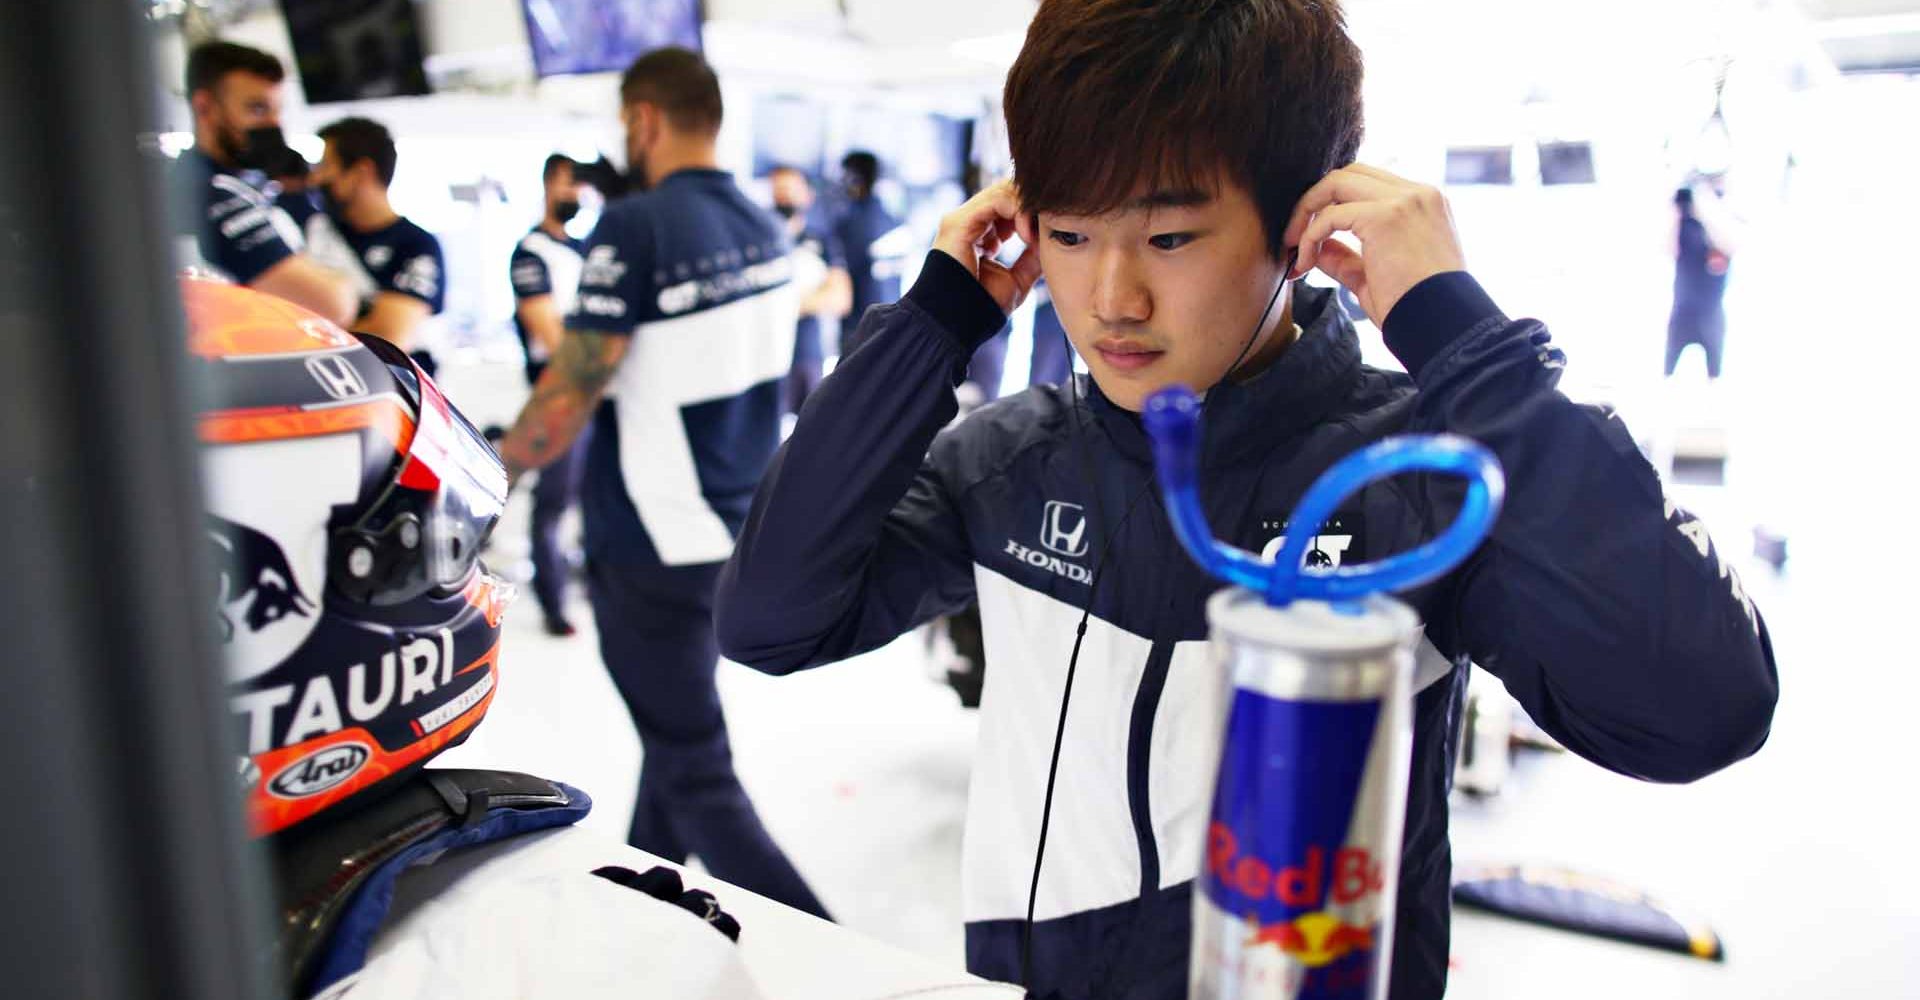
[716,2,1778,997]
[175,41,356,325]
[510,153,590,636]
[306,116,447,375]
[495,47,830,920]
[833,149,907,356]
[769,165,852,414]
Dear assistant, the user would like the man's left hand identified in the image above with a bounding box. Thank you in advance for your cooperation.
[1283,164,1467,327]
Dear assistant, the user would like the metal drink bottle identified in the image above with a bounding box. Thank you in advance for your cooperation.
[1141,388,1504,1000]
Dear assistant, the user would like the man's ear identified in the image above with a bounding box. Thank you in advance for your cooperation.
[190,88,214,122]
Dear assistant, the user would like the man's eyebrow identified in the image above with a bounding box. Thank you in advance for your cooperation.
[1127,188,1213,210]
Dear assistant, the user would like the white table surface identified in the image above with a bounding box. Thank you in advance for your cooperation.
[367,824,1025,1000]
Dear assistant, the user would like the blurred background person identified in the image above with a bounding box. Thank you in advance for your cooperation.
[510,153,591,637]
[495,47,831,920]
[1666,176,1740,381]
[174,40,355,325]
[769,164,850,414]
[832,150,905,358]
[306,116,448,376]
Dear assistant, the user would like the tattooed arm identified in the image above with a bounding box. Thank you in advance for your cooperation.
[497,329,631,487]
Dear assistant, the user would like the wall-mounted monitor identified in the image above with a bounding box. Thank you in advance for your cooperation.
[282,0,431,104]
[522,0,704,78]
[1538,141,1597,185]
[1445,146,1514,186]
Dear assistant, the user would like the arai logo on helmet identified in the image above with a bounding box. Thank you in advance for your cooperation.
[267,742,370,799]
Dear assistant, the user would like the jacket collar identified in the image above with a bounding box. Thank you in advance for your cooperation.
[1082,282,1362,468]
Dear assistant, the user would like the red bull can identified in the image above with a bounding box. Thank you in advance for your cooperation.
[1190,588,1419,1000]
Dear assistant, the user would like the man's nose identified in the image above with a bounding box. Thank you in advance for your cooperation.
[1090,249,1151,327]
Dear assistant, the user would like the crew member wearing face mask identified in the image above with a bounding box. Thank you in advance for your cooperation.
[305,116,448,376]
[175,42,356,325]
[494,48,831,921]
[831,150,908,360]
[509,154,591,637]
[768,165,851,414]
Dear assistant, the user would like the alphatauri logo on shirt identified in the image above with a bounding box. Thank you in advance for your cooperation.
[1259,512,1361,569]
[1004,500,1092,586]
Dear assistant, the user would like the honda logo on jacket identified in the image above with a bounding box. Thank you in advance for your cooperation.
[1041,501,1089,558]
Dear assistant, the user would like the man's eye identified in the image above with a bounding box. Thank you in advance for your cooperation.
[1149,232,1195,251]
[1048,230,1085,248]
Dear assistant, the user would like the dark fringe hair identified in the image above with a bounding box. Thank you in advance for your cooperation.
[1005,0,1364,259]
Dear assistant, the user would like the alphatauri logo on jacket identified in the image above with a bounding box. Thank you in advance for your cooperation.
[1004,500,1093,586]
[1259,512,1363,569]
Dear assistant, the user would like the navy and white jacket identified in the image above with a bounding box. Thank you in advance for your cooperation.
[791,211,845,365]
[304,212,446,317]
[716,252,1778,999]
[568,168,797,569]
[509,226,588,383]
[834,195,908,322]
[172,148,303,283]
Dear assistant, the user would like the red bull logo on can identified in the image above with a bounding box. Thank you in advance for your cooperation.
[1208,824,1384,967]
[1195,688,1396,998]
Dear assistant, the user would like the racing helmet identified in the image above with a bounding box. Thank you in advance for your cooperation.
[184,275,512,836]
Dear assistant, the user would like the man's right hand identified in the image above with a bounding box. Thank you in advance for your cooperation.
[932,179,1043,315]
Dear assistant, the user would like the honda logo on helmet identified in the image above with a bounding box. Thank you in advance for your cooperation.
[305,354,367,401]
[1041,501,1089,558]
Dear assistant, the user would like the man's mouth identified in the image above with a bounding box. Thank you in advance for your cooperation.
[1094,338,1165,373]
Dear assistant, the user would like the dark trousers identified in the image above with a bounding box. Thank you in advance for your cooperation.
[585,557,832,920]
[528,427,590,618]
[1665,305,1726,379]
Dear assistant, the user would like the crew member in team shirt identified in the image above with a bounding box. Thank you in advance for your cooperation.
[768,164,850,414]
[173,41,355,325]
[831,150,908,358]
[306,116,448,376]
[495,48,831,920]
[509,153,591,637]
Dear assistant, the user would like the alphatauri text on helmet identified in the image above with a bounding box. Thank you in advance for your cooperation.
[230,629,460,754]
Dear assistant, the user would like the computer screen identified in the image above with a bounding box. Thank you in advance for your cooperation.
[1538,141,1597,185]
[282,0,431,104]
[522,0,703,78]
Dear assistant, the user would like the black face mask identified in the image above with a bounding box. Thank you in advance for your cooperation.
[554,200,581,224]
[231,125,294,172]
[773,202,801,221]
